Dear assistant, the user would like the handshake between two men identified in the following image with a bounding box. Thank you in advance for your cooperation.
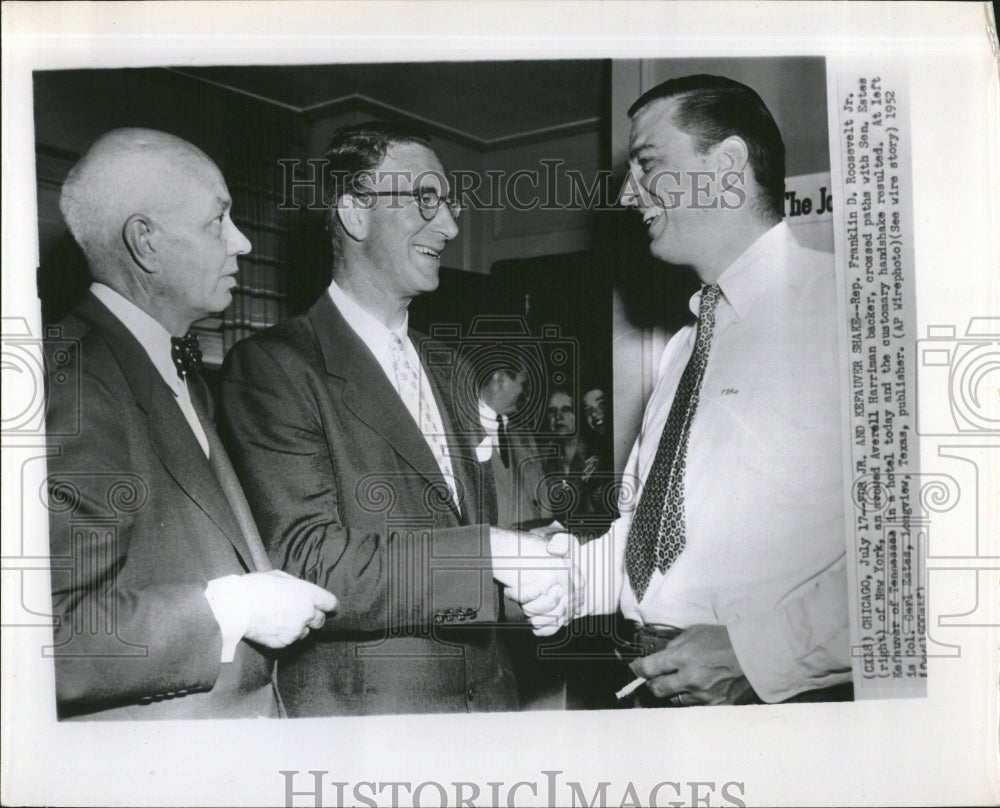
[235,528,585,644]
[489,525,584,638]
[494,528,759,708]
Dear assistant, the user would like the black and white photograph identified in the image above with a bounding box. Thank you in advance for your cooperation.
[2,2,997,806]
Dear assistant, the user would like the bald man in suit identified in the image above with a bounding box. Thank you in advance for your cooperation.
[45,128,337,720]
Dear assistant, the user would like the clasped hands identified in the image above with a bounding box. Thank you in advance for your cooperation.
[490,525,584,636]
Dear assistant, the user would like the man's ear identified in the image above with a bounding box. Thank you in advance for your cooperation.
[122,214,158,273]
[337,193,369,242]
[715,135,750,176]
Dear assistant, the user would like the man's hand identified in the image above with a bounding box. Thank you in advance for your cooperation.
[518,584,570,637]
[238,570,338,648]
[490,529,585,636]
[628,624,758,706]
[526,520,568,538]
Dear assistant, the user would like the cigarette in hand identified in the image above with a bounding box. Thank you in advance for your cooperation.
[615,676,647,700]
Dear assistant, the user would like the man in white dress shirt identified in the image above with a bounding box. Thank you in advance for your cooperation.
[566,75,851,706]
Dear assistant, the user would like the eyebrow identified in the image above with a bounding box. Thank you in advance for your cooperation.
[628,144,654,161]
[414,182,451,196]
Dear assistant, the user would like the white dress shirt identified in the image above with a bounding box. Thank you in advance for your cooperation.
[478,400,503,445]
[89,284,248,662]
[327,279,458,503]
[578,222,851,702]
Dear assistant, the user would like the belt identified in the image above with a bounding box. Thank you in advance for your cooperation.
[616,622,682,658]
[615,622,854,707]
[612,623,682,708]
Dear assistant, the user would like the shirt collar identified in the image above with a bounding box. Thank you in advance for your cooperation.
[327,278,409,349]
[689,220,796,321]
[478,400,507,445]
[480,398,502,427]
[90,283,183,396]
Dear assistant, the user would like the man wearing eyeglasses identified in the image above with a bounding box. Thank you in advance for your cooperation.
[218,122,579,716]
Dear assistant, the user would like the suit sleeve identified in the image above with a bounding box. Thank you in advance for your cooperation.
[46,347,222,715]
[218,338,497,633]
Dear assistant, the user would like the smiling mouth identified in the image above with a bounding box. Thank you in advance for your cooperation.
[413,245,442,259]
[642,208,664,230]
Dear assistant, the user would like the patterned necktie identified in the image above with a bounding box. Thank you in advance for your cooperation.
[496,414,510,468]
[625,284,722,601]
[389,333,459,506]
[170,334,203,380]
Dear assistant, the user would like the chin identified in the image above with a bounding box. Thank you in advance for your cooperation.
[419,272,441,293]
[209,291,234,314]
[648,240,676,263]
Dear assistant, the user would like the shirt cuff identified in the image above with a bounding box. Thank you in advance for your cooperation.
[204,575,252,664]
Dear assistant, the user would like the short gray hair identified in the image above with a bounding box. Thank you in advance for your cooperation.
[60,128,211,269]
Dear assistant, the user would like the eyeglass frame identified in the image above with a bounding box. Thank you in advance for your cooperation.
[358,187,462,221]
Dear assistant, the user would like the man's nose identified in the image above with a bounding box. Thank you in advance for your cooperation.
[432,203,459,240]
[228,220,252,256]
[619,167,652,209]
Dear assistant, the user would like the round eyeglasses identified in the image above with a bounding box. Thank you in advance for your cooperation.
[363,188,462,221]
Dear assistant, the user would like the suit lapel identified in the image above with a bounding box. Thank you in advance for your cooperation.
[308,294,466,522]
[73,294,254,569]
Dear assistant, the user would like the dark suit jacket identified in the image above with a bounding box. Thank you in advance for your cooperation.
[45,293,276,720]
[218,292,518,716]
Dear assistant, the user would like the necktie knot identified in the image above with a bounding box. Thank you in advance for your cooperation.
[699,283,721,309]
[170,334,203,380]
[697,284,722,331]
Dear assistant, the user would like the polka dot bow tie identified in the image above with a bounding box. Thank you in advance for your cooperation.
[170,334,203,380]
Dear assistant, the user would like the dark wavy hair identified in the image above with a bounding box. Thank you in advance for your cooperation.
[322,121,432,264]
